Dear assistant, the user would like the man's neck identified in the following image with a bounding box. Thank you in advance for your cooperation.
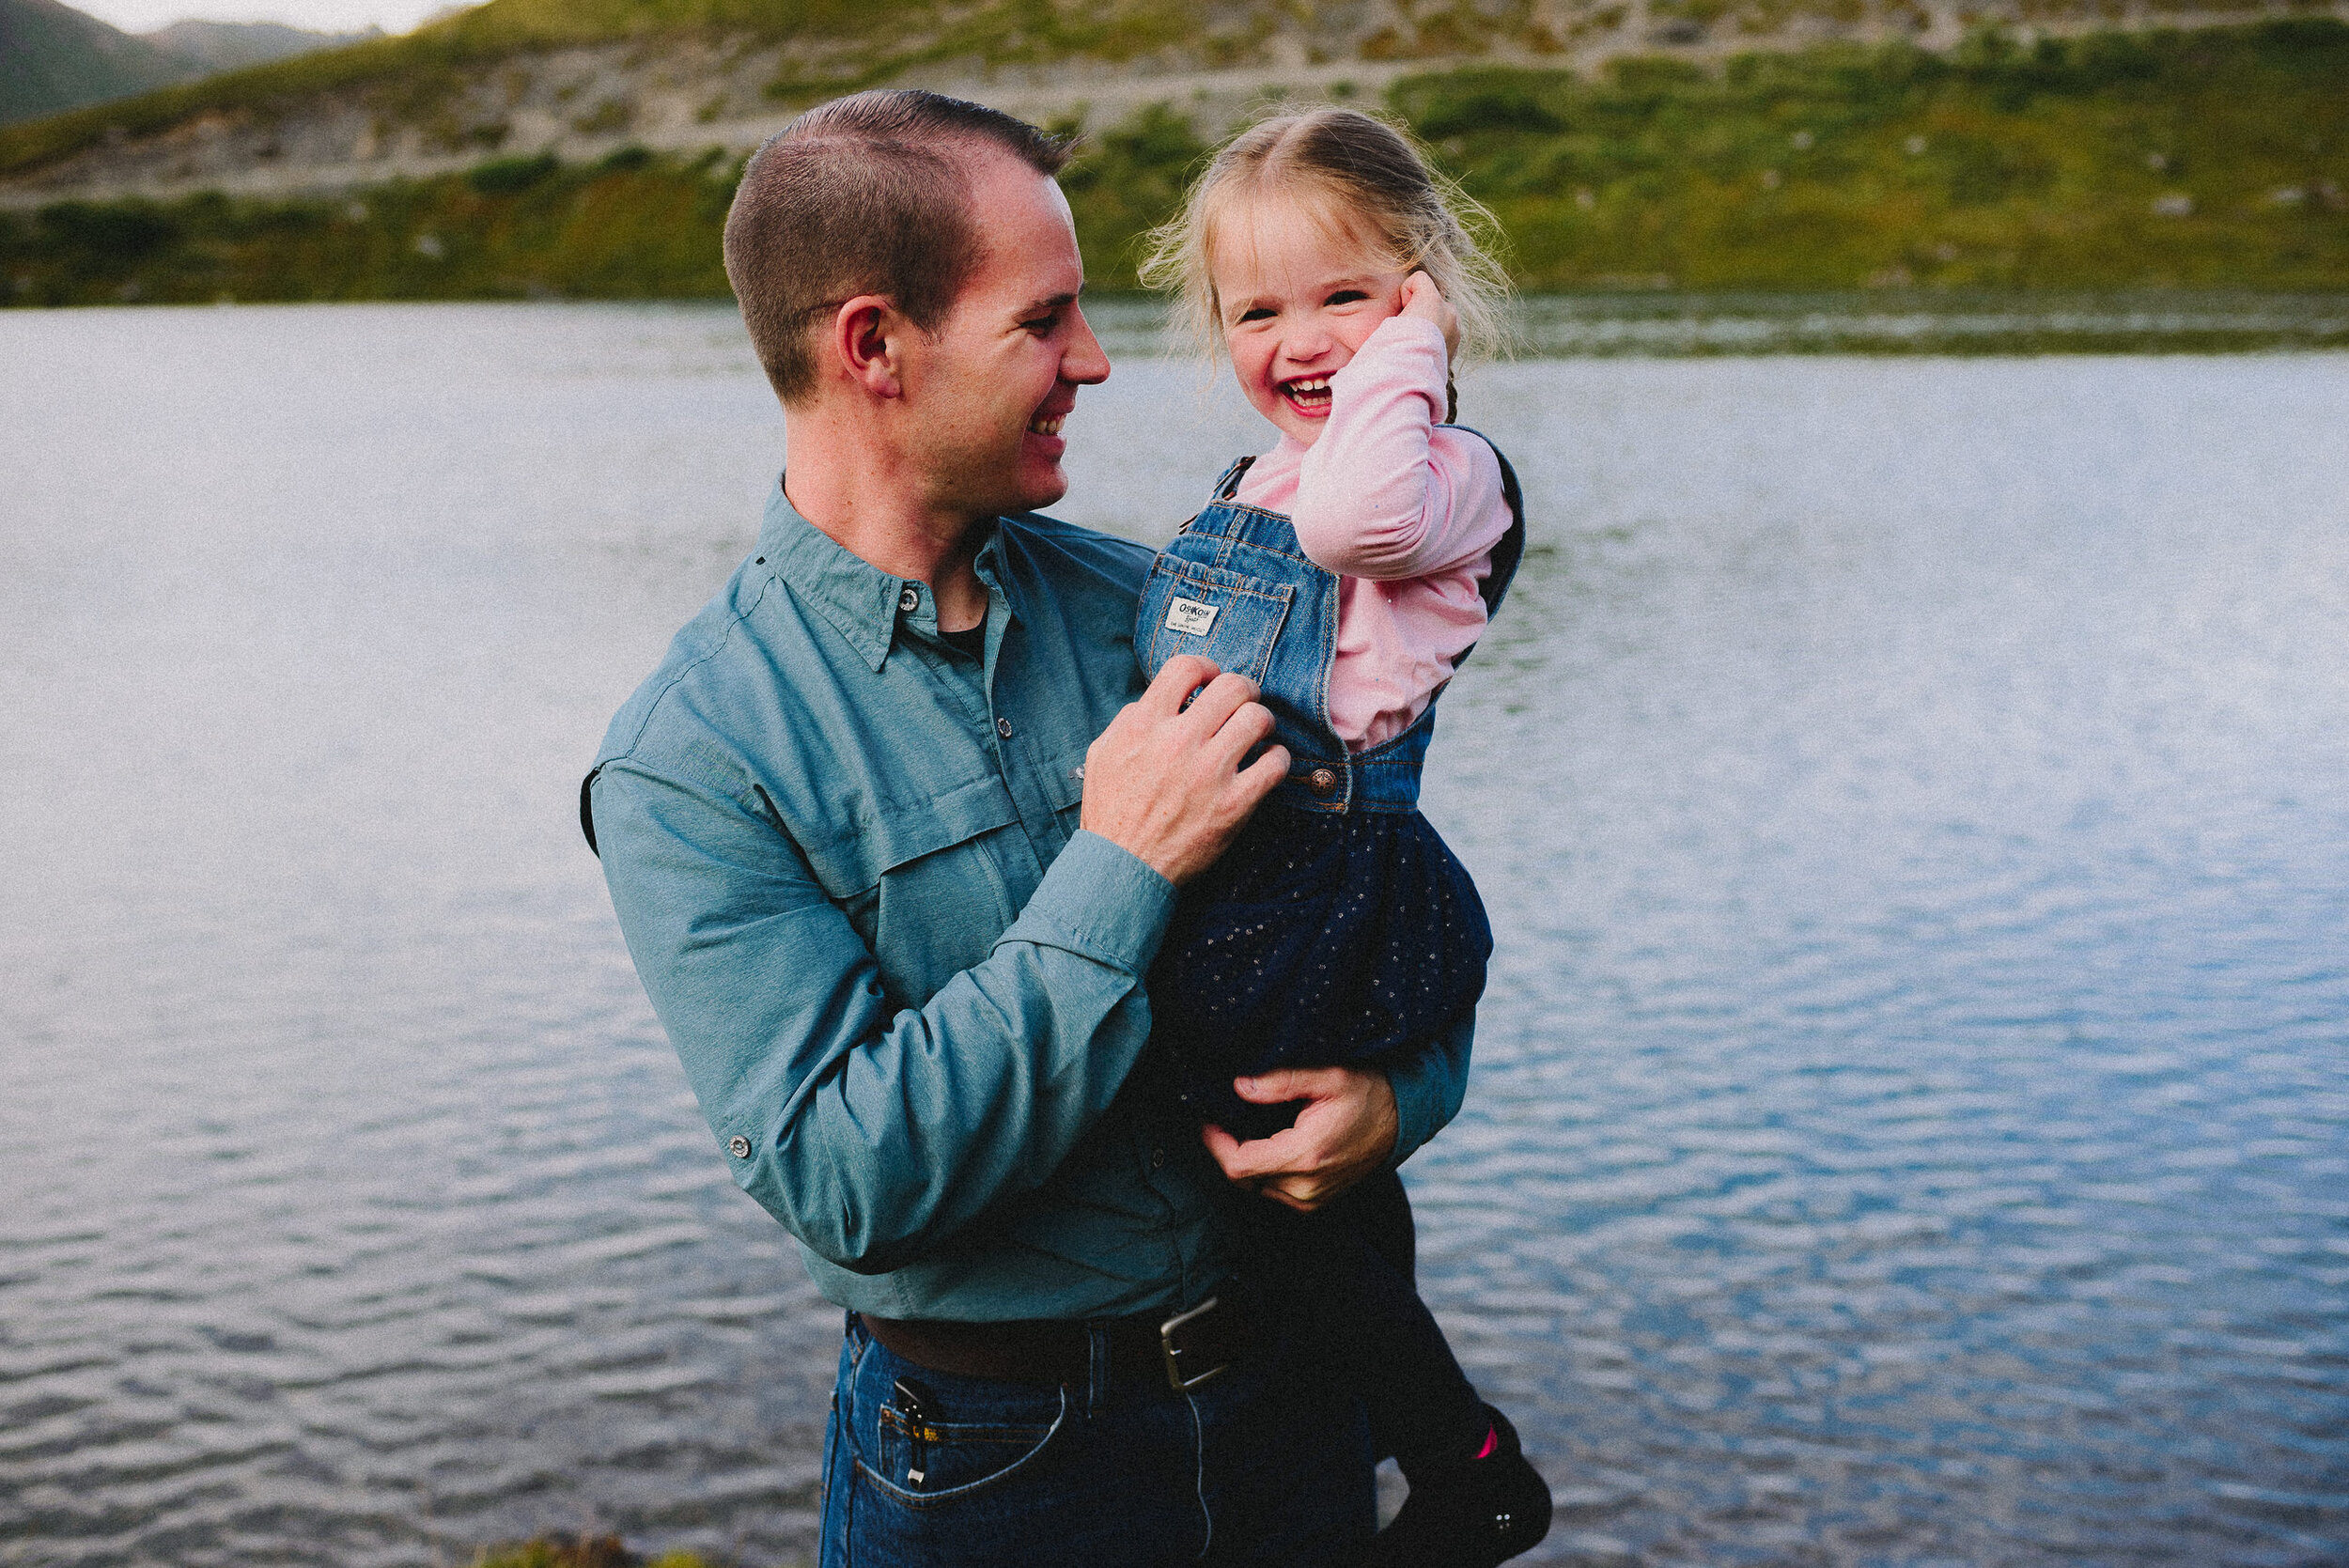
[782,415,993,634]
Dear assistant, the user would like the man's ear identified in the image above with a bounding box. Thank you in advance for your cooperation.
[828,295,904,399]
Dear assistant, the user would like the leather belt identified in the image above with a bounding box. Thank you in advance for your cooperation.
[861,1292,1252,1394]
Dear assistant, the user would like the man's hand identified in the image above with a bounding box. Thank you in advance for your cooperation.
[1201,1066,1400,1212]
[1081,655,1287,885]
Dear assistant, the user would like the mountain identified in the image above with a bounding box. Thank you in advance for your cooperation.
[0,0,200,125]
[142,19,383,73]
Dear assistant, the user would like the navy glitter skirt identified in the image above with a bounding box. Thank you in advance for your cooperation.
[1148,801,1493,1141]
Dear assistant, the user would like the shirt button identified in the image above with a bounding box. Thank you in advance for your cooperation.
[1151,1146,1166,1170]
[996,717,1015,739]
[727,1136,752,1158]
[898,585,919,613]
[1306,767,1339,798]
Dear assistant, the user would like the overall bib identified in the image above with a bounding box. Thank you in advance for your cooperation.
[1136,430,1528,1140]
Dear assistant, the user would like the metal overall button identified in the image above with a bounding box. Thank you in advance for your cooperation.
[1306,767,1339,799]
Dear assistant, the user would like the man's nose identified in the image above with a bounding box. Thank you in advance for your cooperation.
[1062,303,1111,385]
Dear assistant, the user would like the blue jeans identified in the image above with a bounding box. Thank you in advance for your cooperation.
[818,1301,1376,1566]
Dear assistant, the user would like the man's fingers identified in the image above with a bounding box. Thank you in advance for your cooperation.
[1200,1121,1312,1183]
[1231,744,1289,805]
[1232,1068,1323,1105]
[1203,699,1277,775]
[1174,669,1260,737]
[1261,1181,1324,1213]
[1140,655,1221,715]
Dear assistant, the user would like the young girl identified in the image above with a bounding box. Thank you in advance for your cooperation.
[1136,109,1549,1566]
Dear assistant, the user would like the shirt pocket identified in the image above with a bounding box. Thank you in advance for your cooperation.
[1137,556,1297,689]
[799,778,1025,1001]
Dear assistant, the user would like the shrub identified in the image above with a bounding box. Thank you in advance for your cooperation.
[467,152,559,194]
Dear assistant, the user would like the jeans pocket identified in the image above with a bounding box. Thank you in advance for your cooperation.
[854,1376,1068,1511]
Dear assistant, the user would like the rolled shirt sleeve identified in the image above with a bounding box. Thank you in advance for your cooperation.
[1385,1013,1473,1172]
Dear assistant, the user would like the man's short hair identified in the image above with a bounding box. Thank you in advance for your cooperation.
[723,90,1073,406]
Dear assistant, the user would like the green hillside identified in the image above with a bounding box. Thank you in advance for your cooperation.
[4,21,2345,308]
[1413,21,2349,289]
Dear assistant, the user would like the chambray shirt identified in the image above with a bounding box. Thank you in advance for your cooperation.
[589,483,1473,1321]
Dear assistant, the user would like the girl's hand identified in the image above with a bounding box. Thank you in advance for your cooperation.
[1399,271,1460,361]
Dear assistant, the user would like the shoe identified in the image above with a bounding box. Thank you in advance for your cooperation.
[1365,1406,1553,1568]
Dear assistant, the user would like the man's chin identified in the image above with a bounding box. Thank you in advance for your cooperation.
[941,453,1068,522]
[1003,464,1069,516]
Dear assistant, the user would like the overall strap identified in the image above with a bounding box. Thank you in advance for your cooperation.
[1215,454,1256,500]
[1442,424,1528,668]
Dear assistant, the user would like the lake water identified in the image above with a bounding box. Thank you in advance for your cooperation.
[2,301,2345,1568]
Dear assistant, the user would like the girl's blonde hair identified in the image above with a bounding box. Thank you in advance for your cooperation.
[1139,106,1512,364]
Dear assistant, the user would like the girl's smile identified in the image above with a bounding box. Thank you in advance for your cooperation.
[1211,201,1411,445]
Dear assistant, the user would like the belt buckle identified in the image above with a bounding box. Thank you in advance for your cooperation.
[1160,1296,1230,1392]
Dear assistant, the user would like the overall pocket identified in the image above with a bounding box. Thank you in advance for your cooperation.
[1137,556,1296,688]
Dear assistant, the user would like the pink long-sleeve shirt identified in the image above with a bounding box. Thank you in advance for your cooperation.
[1231,315,1513,751]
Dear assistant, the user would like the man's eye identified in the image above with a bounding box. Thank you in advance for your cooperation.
[1327,290,1368,306]
[1022,314,1058,334]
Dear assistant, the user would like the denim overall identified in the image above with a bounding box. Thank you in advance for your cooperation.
[1137,428,1528,1140]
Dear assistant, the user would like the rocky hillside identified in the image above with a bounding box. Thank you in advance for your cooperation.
[5,0,2345,202]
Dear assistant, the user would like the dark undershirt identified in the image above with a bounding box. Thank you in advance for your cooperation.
[940,622,986,662]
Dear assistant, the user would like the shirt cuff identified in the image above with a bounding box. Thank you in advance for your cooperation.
[999,829,1178,975]
[1383,1013,1474,1170]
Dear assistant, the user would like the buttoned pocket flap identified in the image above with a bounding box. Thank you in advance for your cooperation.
[794,774,1021,897]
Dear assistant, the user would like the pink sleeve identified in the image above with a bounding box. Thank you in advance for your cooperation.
[1289,315,1510,582]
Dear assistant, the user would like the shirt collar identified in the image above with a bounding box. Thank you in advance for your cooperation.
[756,480,1006,675]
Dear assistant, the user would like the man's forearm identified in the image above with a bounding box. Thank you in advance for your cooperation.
[595,759,1176,1275]
[749,832,1176,1274]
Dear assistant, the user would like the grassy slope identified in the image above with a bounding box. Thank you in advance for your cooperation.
[1412,21,2349,288]
[4,21,2345,307]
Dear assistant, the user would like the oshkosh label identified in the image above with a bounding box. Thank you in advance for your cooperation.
[1165,598,1219,637]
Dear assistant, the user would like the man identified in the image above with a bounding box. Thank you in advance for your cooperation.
[585,89,1471,1565]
